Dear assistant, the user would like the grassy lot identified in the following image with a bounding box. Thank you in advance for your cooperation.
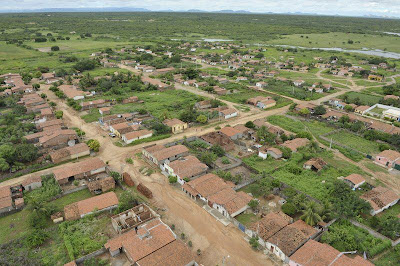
[329,131,381,155]
[81,89,206,122]
[373,247,400,266]
[262,81,333,101]
[0,189,91,245]
[363,161,388,174]
[339,91,383,106]
[235,213,260,227]
[266,32,400,53]
[355,79,387,87]
[364,86,384,95]
[242,155,286,174]
[218,88,291,109]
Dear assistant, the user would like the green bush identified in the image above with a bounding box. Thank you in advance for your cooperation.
[281,202,297,216]
[169,175,177,183]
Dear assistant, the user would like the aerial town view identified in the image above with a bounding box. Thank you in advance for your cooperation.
[0,1,400,266]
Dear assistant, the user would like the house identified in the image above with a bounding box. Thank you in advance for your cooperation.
[289,239,373,266]
[361,187,399,216]
[303,158,327,172]
[368,74,383,81]
[219,108,238,119]
[247,96,272,106]
[182,173,251,218]
[163,118,188,134]
[382,108,400,121]
[0,186,13,215]
[207,188,252,218]
[328,98,346,109]
[49,143,90,163]
[384,95,399,101]
[343,174,366,189]
[123,96,139,104]
[219,126,242,140]
[122,129,153,144]
[80,99,108,110]
[354,105,370,115]
[200,131,235,151]
[36,119,64,131]
[142,76,170,90]
[293,80,305,87]
[109,122,132,138]
[249,212,291,247]
[267,147,283,159]
[295,103,317,114]
[256,81,267,88]
[375,149,400,168]
[142,144,189,169]
[64,192,119,220]
[257,99,276,109]
[58,85,86,100]
[105,218,196,266]
[87,176,115,195]
[164,155,208,185]
[281,138,310,152]
[213,86,228,95]
[99,107,111,115]
[265,220,318,263]
[111,204,157,234]
[258,146,269,159]
[38,129,78,148]
[52,158,107,185]
[195,100,212,109]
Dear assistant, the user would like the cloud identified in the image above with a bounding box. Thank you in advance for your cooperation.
[1,0,400,17]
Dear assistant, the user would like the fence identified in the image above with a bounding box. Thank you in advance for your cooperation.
[75,247,107,264]
[349,219,400,247]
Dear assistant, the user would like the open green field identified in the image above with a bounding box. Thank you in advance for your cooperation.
[340,91,383,106]
[81,90,206,122]
[242,155,286,174]
[263,81,334,101]
[0,189,91,244]
[218,88,291,108]
[267,32,400,54]
[329,131,382,155]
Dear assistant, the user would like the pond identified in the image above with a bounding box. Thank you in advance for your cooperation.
[269,44,400,59]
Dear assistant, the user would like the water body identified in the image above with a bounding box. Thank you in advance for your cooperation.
[202,38,233,42]
[383,32,400,37]
[269,45,400,59]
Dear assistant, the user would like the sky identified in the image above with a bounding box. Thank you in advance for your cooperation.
[1,0,400,17]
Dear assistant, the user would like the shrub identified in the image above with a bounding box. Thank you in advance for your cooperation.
[51,46,60,51]
[169,175,177,184]
[221,157,230,164]
[249,236,259,249]
[125,158,133,164]
[281,202,297,216]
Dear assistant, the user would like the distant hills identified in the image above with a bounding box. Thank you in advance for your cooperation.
[0,7,398,19]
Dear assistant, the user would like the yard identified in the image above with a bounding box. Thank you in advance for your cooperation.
[339,91,383,106]
[81,89,206,123]
[328,130,382,155]
[242,155,286,174]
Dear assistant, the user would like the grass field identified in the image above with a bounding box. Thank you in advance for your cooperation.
[328,131,381,155]
[266,32,400,54]
[340,91,383,106]
[218,88,291,108]
[235,213,260,227]
[242,155,286,174]
[81,90,206,122]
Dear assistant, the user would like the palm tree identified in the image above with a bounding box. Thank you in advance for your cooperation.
[300,201,322,226]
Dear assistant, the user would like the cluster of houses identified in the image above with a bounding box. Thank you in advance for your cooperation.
[0,73,34,95]
[62,193,197,266]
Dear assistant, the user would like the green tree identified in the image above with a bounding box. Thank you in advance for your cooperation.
[314,105,326,115]
[86,139,100,152]
[245,121,255,128]
[51,46,60,51]
[169,175,178,183]
[196,114,207,124]
[248,199,259,210]
[299,108,311,116]
[211,145,225,157]
[300,201,322,226]
[55,110,63,119]
[0,158,10,171]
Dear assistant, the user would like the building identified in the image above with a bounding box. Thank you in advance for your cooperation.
[247,96,272,106]
[142,144,189,169]
[52,158,107,185]
[219,108,238,119]
[289,239,373,266]
[281,138,310,152]
[361,187,399,216]
[195,100,212,109]
[99,107,111,115]
[249,212,292,247]
[64,192,119,220]
[182,173,251,218]
[87,176,115,195]
[219,126,242,140]
[122,130,153,144]
[163,118,188,134]
[266,220,318,263]
[38,129,78,148]
[258,146,269,160]
[105,218,196,266]
[267,147,283,159]
[0,186,13,215]
[58,85,86,100]
[375,149,400,168]
[200,131,235,151]
[382,108,400,121]
[257,99,276,109]
[111,204,157,234]
[164,155,208,185]
[303,158,327,172]
[49,143,90,163]
[343,174,366,189]
[354,105,370,115]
